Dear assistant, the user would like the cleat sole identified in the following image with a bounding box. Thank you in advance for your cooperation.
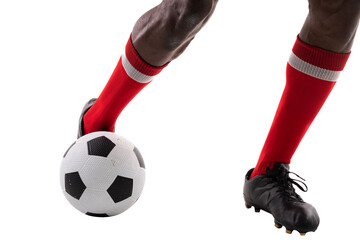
[275,223,282,229]
[246,205,313,236]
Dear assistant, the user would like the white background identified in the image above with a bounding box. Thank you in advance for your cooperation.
[1,0,359,239]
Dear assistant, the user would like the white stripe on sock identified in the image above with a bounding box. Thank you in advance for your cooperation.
[288,52,341,82]
[122,54,154,83]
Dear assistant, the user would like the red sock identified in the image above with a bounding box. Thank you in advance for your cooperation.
[250,36,350,179]
[83,36,168,134]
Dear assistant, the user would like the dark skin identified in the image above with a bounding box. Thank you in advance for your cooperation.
[300,0,360,53]
[132,0,218,67]
[130,0,359,67]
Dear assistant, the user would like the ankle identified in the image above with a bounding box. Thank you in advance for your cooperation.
[250,161,277,179]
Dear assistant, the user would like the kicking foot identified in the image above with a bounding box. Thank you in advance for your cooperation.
[243,163,319,236]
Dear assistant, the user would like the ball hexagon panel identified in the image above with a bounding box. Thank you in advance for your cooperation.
[87,136,116,157]
[107,176,133,203]
[65,172,86,200]
[61,141,89,174]
[109,135,134,150]
[108,197,137,216]
[107,146,144,175]
[79,156,118,190]
[107,148,136,171]
[80,188,116,214]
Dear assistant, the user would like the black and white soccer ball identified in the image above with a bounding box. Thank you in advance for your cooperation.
[60,131,146,217]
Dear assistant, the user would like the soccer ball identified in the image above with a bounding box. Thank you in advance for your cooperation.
[60,131,146,217]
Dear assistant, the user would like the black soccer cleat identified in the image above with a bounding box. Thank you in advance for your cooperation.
[77,98,97,138]
[243,163,320,236]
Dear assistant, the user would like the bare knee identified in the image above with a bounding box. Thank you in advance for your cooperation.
[300,0,360,52]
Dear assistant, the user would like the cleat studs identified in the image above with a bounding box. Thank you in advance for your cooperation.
[274,223,282,229]
[245,204,251,209]
[300,233,306,236]
[286,229,293,234]
[254,208,260,213]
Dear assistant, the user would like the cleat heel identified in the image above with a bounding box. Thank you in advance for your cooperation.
[286,229,293,234]
[245,204,252,209]
[254,208,260,213]
[300,233,306,236]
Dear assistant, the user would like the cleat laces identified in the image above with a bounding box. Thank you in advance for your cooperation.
[270,167,308,202]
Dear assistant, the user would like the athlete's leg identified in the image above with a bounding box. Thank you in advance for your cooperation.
[251,0,360,178]
[80,0,218,136]
[244,0,360,235]
[132,0,217,67]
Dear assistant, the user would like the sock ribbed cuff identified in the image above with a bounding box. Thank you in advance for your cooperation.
[125,36,168,77]
[292,36,350,71]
